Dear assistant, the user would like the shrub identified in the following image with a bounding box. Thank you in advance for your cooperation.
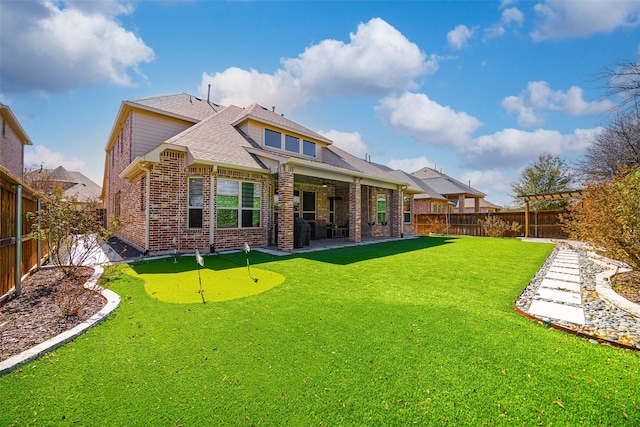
[422,217,448,234]
[479,216,522,238]
[563,167,640,269]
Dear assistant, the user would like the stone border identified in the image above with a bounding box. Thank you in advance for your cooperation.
[590,253,640,318]
[0,266,121,376]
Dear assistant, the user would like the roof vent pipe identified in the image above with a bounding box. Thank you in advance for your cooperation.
[207,84,211,103]
[272,106,275,112]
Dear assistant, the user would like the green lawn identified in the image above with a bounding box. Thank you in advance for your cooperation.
[2,236,639,425]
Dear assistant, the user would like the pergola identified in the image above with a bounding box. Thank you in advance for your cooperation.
[519,190,583,238]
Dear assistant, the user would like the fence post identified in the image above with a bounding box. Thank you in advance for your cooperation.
[14,184,22,296]
[37,197,42,268]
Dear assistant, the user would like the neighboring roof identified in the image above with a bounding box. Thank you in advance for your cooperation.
[386,169,446,199]
[411,167,485,197]
[128,93,221,122]
[45,166,102,201]
[458,198,503,210]
[165,106,267,172]
[232,104,332,145]
[0,102,33,146]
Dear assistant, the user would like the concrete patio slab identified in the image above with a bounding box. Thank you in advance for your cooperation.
[528,300,586,325]
[536,287,582,304]
[540,278,581,292]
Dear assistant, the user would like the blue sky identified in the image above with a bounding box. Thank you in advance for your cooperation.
[1,0,639,207]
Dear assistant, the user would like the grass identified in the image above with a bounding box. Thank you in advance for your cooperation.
[1,236,639,425]
[130,256,284,303]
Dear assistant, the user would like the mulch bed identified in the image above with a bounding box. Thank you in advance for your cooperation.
[0,267,106,362]
[612,270,640,305]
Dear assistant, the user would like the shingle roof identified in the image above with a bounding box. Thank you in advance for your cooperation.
[232,104,332,144]
[47,166,102,202]
[129,93,221,122]
[323,146,408,184]
[411,167,485,197]
[165,106,267,171]
[387,169,447,200]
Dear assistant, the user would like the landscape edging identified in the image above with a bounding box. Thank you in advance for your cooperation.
[0,266,121,376]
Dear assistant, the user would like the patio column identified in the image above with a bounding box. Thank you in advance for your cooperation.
[458,194,466,213]
[475,197,480,213]
[390,188,402,237]
[349,178,361,243]
[277,164,294,252]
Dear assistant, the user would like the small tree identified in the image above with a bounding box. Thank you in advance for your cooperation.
[511,153,575,211]
[30,187,114,277]
[563,167,640,269]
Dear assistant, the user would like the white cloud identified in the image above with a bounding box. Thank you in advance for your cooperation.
[200,18,437,109]
[317,130,369,158]
[532,0,640,41]
[375,92,483,147]
[386,156,432,173]
[0,1,154,95]
[24,145,85,171]
[501,7,524,25]
[502,81,614,127]
[460,170,513,195]
[484,5,523,40]
[461,127,601,169]
[447,25,477,50]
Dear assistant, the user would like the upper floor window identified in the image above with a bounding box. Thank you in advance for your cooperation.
[217,179,261,228]
[264,128,317,158]
[303,140,316,157]
[285,134,300,153]
[188,177,204,229]
[265,129,281,149]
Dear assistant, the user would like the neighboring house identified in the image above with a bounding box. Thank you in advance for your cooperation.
[456,198,503,213]
[0,103,32,181]
[103,93,414,253]
[26,166,102,202]
[411,167,486,213]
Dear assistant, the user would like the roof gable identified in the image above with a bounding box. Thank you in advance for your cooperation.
[232,104,332,145]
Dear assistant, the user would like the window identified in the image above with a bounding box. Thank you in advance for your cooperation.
[303,140,316,157]
[302,191,316,220]
[293,190,300,218]
[329,197,335,224]
[377,194,387,224]
[265,129,281,149]
[403,196,412,223]
[285,134,300,153]
[188,177,204,228]
[217,179,261,228]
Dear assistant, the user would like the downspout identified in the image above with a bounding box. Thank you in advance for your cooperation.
[138,163,151,252]
[14,184,22,296]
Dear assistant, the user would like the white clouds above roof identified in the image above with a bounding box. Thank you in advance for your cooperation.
[502,81,614,127]
[532,0,640,40]
[0,1,154,94]
[461,127,601,169]
[24,145,85,171]
[375,92,483,147]
[317,130,369,159]
[386,156,432,174]
[200,18,437,109]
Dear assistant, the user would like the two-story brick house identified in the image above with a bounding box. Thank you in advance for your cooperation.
[103,93,416,254]
[0,103,32,181]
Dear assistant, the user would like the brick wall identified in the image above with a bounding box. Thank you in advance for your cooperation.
[0,118,26,180]
[349,179,361,243]
[277,164,294,251]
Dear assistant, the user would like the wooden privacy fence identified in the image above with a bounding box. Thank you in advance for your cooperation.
[414,210,569,239]
[0,168,48,303]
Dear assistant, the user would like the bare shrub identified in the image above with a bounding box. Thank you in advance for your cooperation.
[479,216,522,238]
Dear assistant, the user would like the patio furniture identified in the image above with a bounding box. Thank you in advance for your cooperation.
[308,219,328,240]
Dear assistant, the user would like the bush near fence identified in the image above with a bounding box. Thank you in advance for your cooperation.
[414,211,568,239]
[0,168,48,303]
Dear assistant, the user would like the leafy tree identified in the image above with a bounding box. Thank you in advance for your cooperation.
[511,153,575,211]
[563,167,640,270]
[30,187,113,277]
